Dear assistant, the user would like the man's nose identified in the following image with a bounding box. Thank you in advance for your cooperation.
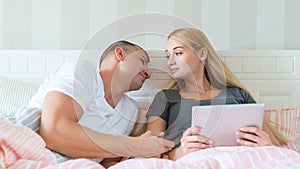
[143,69,151,79]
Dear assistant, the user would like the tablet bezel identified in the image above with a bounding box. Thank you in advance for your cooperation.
[191,103,265,146]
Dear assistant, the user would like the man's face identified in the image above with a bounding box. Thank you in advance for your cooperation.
[119,48,151,91]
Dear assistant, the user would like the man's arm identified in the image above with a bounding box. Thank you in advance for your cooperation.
[40,91,118,158]
[40,91,174,158]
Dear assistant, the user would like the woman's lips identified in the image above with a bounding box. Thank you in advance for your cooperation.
[169,68,179,74]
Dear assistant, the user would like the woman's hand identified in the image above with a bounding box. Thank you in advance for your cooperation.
[236,126,274,146]
[180,126,213,155]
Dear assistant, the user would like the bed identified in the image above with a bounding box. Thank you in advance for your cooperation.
[0,50,299,168]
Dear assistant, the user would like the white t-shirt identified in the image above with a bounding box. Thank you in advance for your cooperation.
[28,60,138,136]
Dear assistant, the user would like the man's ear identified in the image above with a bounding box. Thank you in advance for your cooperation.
[114,47,125,61]
[198,47,208,63]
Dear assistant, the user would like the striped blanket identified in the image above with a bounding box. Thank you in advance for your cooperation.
[1,119,300,169]
[0,119,103,169]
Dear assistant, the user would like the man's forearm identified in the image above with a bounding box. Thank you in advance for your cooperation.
[40,119,129,158]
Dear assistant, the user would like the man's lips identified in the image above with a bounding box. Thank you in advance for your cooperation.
[139,74,145,83]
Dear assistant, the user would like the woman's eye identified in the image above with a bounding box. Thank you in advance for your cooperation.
[166,55,170,59]
[175,52,182,56]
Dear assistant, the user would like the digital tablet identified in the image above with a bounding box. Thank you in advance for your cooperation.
[191,103,264,146]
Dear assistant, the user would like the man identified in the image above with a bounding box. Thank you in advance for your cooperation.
[27,41,174,163]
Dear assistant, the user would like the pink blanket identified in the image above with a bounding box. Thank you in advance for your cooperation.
[111,146,300,169]
[0,119,104,169]
[1,119,300,169]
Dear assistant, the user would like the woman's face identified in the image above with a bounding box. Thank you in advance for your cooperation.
[165,37,202,79]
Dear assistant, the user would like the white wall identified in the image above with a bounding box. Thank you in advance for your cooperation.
[0,0,300,50]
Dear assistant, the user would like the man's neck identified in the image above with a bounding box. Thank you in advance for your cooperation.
[100,71,124,108]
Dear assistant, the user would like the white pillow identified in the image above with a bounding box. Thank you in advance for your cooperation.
[0,76,38,114]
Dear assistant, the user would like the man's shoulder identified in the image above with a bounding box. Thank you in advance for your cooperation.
[57,60,97,71]
[59,60,99,82]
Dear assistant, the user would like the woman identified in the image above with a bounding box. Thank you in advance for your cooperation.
[146,28,288,160]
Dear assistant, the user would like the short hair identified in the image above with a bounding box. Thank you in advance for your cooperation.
[99,40,149,67]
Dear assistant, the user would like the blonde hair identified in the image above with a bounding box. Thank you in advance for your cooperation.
[166,28,288,146]
[166,28,251,95]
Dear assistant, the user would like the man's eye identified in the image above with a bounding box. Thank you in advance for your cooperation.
[140,58,145,65]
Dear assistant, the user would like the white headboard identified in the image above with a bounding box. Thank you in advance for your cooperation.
[0,50,299,110]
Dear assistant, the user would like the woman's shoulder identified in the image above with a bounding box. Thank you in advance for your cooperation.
[161,89,181,96]
[154,89,181,100]
[225,87,247,93]
[224,87,255,103]
[224,87,249,97]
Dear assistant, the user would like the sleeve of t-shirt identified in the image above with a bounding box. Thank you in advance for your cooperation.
[47,61,97,111]
[146,90,170,122]
[240,88,256,104]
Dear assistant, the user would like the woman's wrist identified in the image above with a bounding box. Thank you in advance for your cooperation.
[168,147,183,160]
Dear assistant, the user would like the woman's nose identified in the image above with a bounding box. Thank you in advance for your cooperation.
[167,55,175,66]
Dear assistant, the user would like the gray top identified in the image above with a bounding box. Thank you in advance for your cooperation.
[146,87,256,147]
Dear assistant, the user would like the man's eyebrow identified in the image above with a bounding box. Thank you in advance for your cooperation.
[141,55,148,63]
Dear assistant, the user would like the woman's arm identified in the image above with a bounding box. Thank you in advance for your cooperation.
[147,116,167,134]
[146,116,170,158]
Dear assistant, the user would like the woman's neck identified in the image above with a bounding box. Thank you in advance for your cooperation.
[179,74,220,100]
[182,74,213,95]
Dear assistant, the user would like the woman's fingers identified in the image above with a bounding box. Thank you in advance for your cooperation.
[241,127,262,136]
[182,134,211,144]
[236,127,273,146]
[181,142,212,149]
[181,142,212,155]
[236,138,258,146]
[190,126,202,135]
[181,126,202,141]
[180,126,212,157]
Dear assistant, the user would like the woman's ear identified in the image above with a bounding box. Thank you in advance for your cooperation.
[198,47,208,63]
[114,47,125,61]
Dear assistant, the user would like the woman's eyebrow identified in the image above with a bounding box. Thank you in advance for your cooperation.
[165,46,184,52]
[173,46,183,50]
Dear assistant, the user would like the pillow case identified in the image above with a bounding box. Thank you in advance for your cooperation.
[5,107,42,133]
[264,108,300,146]
[0,76,38,114]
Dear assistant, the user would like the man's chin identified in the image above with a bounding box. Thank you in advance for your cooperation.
[128,85,143,91]
[129,87,142,91]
